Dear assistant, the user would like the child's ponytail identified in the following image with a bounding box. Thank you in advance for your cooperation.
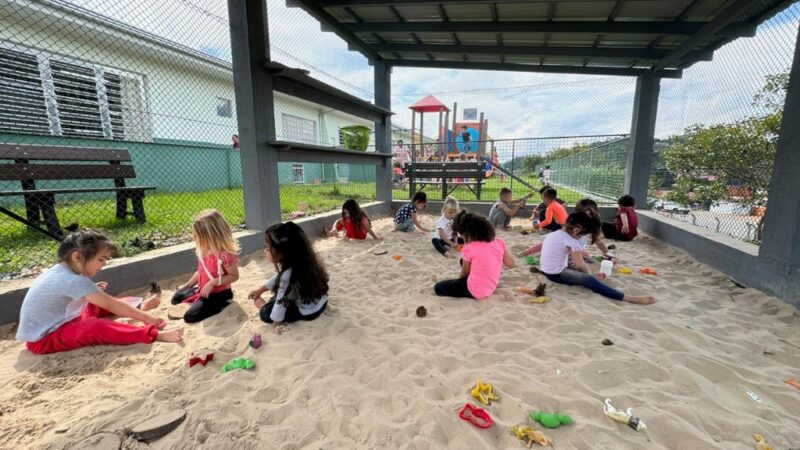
[57,228,118,262]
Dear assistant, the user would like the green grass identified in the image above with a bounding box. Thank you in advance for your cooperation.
[391,174,586,204]
[0,183,376,277]
[1,176,586,277]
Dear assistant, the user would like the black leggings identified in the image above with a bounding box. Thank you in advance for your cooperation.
[432,237,464,255]
[602,222,632,241]
[259,298,328,323]
[184,289,233,323]
[434,277,474,299]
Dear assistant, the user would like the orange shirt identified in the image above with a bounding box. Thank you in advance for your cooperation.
[539,201,568,228]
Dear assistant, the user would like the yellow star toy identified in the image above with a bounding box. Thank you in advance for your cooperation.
[470,379,499,405]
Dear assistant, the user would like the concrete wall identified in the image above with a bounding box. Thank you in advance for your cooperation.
[391,202,798,306]
[0,201,391,325]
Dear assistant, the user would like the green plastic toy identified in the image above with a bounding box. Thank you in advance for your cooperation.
[220,357,255,373]
[529,411,573,428]
[593,255,604,262]
[525,256,540,265]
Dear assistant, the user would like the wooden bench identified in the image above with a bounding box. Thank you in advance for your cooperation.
[0,144,156,238]
[404,161,485,200]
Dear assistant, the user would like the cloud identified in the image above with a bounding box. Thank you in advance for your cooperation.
[59,0,799,150]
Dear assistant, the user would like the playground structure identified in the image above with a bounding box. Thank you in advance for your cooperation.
[407,95,491,162]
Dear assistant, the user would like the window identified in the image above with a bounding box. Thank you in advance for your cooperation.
[216,97,232,118]
[0,47,51,134]
[0,42,150,141]
[292,163,304,184]
[281,114,317,144]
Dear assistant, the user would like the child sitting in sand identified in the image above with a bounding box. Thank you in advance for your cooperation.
[325,198,381,241]
[520,198,609,260]
[488,187,532,230]
[531,185,565,226]
[394,191,430,232]
[434,211,515,299]
[16,229,183,354]
[602,194,639,241]
[172,210,240,323]
[532,187,567,232]
[539,212,655,305]
[432,196,463,258]
[249,222,329,335]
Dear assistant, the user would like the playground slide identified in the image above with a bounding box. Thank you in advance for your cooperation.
[488,160,538,193]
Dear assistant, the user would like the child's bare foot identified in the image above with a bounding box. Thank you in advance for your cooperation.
[595,272,607,280]
[157,328,184,343]
[624,295,656,305]
[141,294,161,311]
[253,297,266,309]
[444,251,454,258]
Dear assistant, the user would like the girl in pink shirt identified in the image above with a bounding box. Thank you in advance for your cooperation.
[434,211,515,299]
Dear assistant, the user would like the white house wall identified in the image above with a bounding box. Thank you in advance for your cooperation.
[0,5,373,147]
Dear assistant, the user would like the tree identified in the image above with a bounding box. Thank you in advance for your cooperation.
[661,71,787,241]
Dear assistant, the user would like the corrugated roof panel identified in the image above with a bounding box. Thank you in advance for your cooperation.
[616,1,694,20]
[495,3,551,21]
[600,34,661,46]
[548,35,606,46]
[393,4,442,21]
[326,7,355,23]
[455,32,500,45]
[348,6,398,21]
[554,1,617,20]
[440,4,493,21]
[413,32,458,44]
[367,32,418,44]
[501,32,548,46]
[682,0,729,21]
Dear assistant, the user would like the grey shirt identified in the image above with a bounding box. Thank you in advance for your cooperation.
[16,264,99,342]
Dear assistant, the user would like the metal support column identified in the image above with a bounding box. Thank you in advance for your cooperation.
[760,21,800,293]
[228,0,281,230]
[623,73,660,204]
[374,60,392,203]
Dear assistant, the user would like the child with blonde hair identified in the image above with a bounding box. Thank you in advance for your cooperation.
[172,210,240,323]
[431,196,462,258]
[16,229,183,354]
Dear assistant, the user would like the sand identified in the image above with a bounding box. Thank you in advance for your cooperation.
[1,215,799,449]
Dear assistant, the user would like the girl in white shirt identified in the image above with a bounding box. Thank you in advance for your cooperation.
[431,196,462,257]
[248,222,329,334]
[540,213,656,305]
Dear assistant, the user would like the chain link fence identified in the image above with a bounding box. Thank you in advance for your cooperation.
[649,4,799,245]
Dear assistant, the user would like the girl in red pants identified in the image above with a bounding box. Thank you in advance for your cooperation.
[16,230,184,355]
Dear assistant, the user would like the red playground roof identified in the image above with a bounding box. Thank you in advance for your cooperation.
[408,95,450,113]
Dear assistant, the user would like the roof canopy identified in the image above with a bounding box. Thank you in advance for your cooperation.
[288,0,792,78]
[409,94,450,112]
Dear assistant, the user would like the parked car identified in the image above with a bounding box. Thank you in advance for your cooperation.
[654,200,690,214]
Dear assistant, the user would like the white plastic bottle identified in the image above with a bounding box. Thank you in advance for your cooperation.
[600,259,614,277]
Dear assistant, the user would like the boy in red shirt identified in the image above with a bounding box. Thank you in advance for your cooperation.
[602,194,638,241]
[533,188,567,232]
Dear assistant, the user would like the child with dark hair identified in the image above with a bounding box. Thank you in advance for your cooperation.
[488,187,532,230]
[533,188,567,232]
[434,211,514,299]
[394,191,430,232]
[531,185,565,226]
[602,195,639,241]
[325,198,381,240]
[520,198,609,259]
[249,222,329,334]
[540,213,655,305]
[16,229,183,354]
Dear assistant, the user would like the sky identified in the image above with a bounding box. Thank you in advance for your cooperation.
[62,0,799,148]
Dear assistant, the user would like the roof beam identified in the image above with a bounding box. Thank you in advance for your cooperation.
[371,43,693,60]
[654,0,757,70]
[286,0,379,60]
[316,0,674,4]
[346,20,706,35]
[387,59,682,78]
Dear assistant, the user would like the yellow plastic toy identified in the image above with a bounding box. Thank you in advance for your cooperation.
[617,267,633,274]
[511,425,552,448]
[753,433,773,450]
[470,379,499,405]
[529,296,550,304]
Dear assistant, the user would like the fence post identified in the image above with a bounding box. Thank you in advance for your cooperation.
[510,139,515,192]
[374,60,392,203]
[228,0,281,230]
[624,74,661,204]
